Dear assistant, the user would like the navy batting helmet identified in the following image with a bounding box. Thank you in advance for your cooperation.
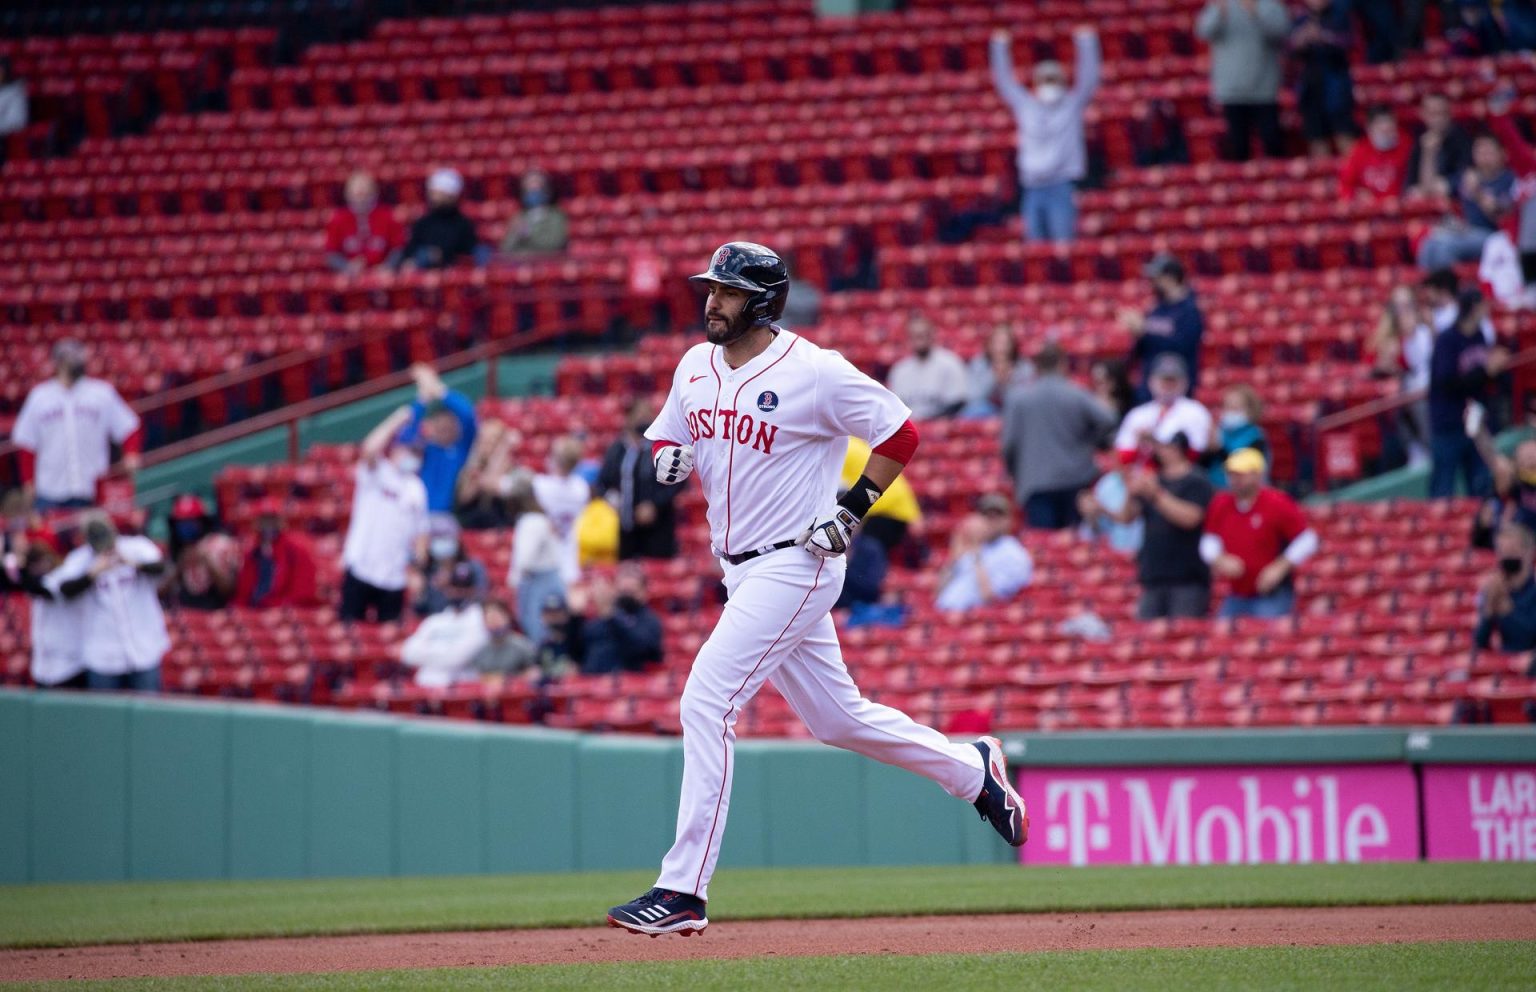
[689,242,789,327]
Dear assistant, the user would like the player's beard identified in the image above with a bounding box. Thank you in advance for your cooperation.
[705,308,753,346]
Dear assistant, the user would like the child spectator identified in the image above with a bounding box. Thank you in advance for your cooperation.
[1340,107,1410,201]
[1202,449,1319,618]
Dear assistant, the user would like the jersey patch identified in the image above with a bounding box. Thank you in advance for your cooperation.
[756,390,779,413]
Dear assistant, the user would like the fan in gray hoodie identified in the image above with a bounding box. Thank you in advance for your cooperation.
[988,26,1101,243]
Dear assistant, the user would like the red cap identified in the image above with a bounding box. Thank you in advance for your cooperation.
[170,494,208,521]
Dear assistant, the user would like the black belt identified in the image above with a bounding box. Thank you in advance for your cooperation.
[722,539,798,565]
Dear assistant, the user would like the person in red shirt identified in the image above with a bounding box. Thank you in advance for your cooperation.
[1200,448,1320,618]
[1339,106,1411,202]
[324,171,405,273]
[233,500,319,609]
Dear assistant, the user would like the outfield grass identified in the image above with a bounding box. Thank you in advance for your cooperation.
[8,942,1535,992]
[2,862,1534,949]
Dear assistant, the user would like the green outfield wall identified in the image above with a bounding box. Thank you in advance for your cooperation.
[1,690,1531,884]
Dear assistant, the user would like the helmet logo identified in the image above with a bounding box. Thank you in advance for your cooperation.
[714,246,732,266]
[756,390,779,413]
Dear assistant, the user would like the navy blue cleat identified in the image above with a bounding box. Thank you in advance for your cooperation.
[972,736,1029,847]
[607,887,709,937]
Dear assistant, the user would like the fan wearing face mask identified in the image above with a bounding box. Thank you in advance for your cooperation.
[339,406,431,623]
[233,498,319,610]
[988,24,1100,243]
[500,169,569,256]
[1475,522,1536,654]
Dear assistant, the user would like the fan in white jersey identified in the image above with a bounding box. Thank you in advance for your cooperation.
[604,242,1028,939]
[2,532,87,689]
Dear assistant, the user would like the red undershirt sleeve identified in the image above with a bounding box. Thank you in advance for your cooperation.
[872,419,919,465]
[121,428,143,455]
[651,440,678,459]
[17,449,35,484]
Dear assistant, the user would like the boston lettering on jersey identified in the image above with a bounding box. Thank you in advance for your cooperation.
[684,406,779,454]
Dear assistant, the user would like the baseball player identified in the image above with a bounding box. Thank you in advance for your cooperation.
[606,242,1028,938]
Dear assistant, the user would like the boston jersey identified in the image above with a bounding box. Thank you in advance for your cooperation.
[645,329,909,557]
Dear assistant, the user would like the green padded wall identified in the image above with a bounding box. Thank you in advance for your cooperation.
[5,691,1533,884]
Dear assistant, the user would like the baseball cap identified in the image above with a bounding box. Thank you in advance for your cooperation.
[426,168,464,198]
[541,593,567,613]
[976,493,1012,516]
[170,494,208,521]
[1225,447,1268,475]
[1149,352,1189,381]
[1142,252,1185,281]
[449,561,478,589]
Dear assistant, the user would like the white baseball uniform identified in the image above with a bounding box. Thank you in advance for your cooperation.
[12,377,140,503]
[30,594,86,687]
[341,458,430,591]
[532,471,589,584]
[1114,395,1214,456]
[645,328,984,900]
[43,536,169,676]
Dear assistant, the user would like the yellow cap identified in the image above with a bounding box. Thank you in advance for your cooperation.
[1225,447,1267,475]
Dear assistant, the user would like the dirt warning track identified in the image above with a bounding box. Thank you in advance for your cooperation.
[3,903,1533,983]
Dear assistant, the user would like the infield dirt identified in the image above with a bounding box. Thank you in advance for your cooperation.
[3,903,1533,983]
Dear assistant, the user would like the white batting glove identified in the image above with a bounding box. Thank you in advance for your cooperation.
[653,444,695,485]
[796,508,859,559]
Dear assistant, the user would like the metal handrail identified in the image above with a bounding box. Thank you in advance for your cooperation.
[1311,345,1536,492]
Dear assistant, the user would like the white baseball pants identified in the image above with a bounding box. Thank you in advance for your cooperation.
[655,548,985,900]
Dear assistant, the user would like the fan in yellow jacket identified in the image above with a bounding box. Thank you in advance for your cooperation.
[841,437,921,536]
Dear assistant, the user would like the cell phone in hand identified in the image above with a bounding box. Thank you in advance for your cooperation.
[1464,402,1485,439]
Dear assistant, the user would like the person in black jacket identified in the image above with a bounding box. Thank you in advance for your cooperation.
[1405,93,1472,199]
[581,565,663,674]
[1428,288,1508,498]
[395,168,484,271]
[595,399,680,559]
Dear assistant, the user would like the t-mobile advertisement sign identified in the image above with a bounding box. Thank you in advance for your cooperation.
[1423,765,1536,862]
[1017,765,1419,866]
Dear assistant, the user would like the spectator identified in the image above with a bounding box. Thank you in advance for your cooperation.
[1422,267,1462,332]
[1291,0,1357,158]
[962,324,1034,418]
[581,564,664,674]
[396,167,483,270]
[535,592,586,675]
[1429,288,1507,498]
[934,494,1035,613]
[454,419,518,530]
[1418,133,1517,271]
[232,500,319,609]
[1474,522,1536,653]
[596,400,680,560]
[508,473,567,644]
[470,598,546,683]
[1115,354,1215,465]
[0,57,27,139]
[1202,448,1319,618]
[1077,451,1145,556]
[1471,435,1536,549]
[988,25,1101,242]
[780,262,823,329]
[164,493,238,610]
[13,339,141,511]
[887,314,969,420]
[399,562,488,688]
[535,434,591,584]
[1406,93,1473,199]
[1000,343,1117,528]
[1130,98,1191,168]
[1195,0,1290,161]
[1208,385,1271,489]
[499,169,569,255]
[1111,432,1215,619]
[1090,358,1137,421]
[1486,82,1536,270]
[398,363,477,515]
[1339,107,1410,201]
[1371,285,1435,469]
[1,530,85,689]
[43,514,169,691]
[837,436,923,609]
[340,407,430,623]
[324,171,405,273]
[412,515,487,616]
[1121,254,1205,400]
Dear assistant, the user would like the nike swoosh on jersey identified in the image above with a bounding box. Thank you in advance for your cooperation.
[690,374,708,383]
